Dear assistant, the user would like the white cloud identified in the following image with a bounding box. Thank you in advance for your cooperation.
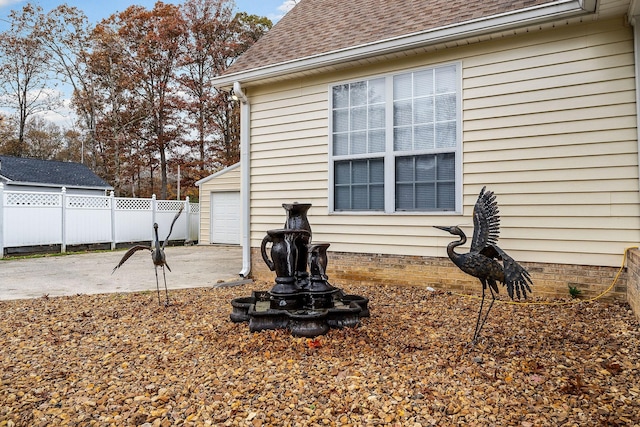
[269,0,298,22]
[1,87,76,129]
[278,0,298,14]
[35,106,75,129]
[0,0,23,8]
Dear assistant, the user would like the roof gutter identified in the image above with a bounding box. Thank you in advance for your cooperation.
[0,181,113,191]
[233,81,252,278]
[213,0,596,88]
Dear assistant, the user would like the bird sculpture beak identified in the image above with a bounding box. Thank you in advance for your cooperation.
[433,225,452,233]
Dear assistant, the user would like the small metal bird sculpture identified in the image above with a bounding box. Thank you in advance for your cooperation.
[434,187,532,342]
[112,205,184,306]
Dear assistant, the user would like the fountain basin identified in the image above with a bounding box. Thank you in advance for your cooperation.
[230,290,369,337]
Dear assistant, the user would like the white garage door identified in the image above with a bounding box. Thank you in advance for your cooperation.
[210,192,240,244]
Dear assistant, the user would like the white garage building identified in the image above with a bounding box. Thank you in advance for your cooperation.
[195,163,241,245]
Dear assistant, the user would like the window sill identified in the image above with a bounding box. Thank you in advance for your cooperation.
[328,210,462,216]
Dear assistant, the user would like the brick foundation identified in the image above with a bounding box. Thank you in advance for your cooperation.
[250,248,628,301]
[627,248,640,322]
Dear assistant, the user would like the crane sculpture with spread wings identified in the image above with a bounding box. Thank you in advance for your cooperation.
[112,205,184,306]
[434,187,533,342]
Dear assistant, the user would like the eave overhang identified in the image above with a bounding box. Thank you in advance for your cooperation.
[195,162,240,187]
[2,180,113,191]
[213,0,597,90]
[628,0,640,23]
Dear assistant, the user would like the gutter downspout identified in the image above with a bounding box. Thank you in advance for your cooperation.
[632,16,640,192]
[233,81,251,278]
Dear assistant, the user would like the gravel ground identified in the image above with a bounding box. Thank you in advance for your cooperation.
[1,283,639,426]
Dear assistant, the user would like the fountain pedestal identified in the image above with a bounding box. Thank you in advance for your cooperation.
[230,203,369,337]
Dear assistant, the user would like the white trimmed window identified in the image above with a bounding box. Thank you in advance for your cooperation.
[329,63,461,213]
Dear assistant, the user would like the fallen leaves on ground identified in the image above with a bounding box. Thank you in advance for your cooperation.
[1,284,639,426]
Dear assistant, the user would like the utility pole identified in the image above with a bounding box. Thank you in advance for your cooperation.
[177,164,180,200]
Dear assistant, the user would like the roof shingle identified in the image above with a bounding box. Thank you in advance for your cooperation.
[226,0,559,75]
[0,155,112,190]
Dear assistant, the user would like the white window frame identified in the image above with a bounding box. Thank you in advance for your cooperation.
[328,61,463,215]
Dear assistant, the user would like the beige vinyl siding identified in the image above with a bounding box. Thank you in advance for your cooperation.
[198,165,241,245]
[246,17,639,267]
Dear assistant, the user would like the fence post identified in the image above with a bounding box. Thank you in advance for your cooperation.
[184,196,191,245]
[110,191,116,250]
[61,187,67,253]
[0,183,4,259]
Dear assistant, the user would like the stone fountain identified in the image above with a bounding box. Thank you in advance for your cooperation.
[230,202,369,337]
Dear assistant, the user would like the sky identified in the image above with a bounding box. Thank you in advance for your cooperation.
[0,0,296,26]
[0,0,296,127]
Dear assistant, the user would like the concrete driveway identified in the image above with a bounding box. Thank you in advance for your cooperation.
[0,244,244,301]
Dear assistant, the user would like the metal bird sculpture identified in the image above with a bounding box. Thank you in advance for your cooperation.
[434,186,532,342]
[112,205,184,306]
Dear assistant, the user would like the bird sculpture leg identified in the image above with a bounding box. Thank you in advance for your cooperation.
[154,265,162,306]
[162,266,170,306]
[472,284,486,343]
[473,285,497,343]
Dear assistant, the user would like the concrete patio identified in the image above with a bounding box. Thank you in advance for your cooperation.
[0,244,244,300]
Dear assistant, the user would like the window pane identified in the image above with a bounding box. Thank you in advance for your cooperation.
[350,106,367,131]
[370,184,384,209]
[351,131,367,155]
[393,73,412,100]
[396,183,414,210]
[333,133,348,156]
[436,122,456,148]
[352,186,368,210]
[333,84,349,108]
[416,155,436,181]
[435,93,456,121]
[437,153,456,181]
[394,127,412,151]
[352,160,368,184]
[368,78,385,103]
[437,182,455,209]
[368,130,385,153]
[332,78,390,163]
[333,109,348,133]
[395,154,455,211]
[396,156,413,182]
[368,104,385,128]
[350,81,367,106]
[370,159,384,183]
[335,186,350,210]
[333,159,384,211]
[414,97,433,124]
[335,162,350,184]
[435,65,456,94]
[414,124,434,151]
[415,183,435,209]
[393,100,412,126]
[414,69,434,97]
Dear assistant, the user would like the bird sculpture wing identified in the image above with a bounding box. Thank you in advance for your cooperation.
[470,186,501,253]
[490,244,533,300]
[111,245,152,273]
[162,205,184,249]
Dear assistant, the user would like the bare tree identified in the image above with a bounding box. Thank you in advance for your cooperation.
[0,4,60,156]
[35,4,101,169]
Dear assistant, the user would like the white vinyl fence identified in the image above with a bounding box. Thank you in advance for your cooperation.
[0,183,199,258]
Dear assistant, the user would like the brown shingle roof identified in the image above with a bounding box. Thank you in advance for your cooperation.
[226,0,560,75]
